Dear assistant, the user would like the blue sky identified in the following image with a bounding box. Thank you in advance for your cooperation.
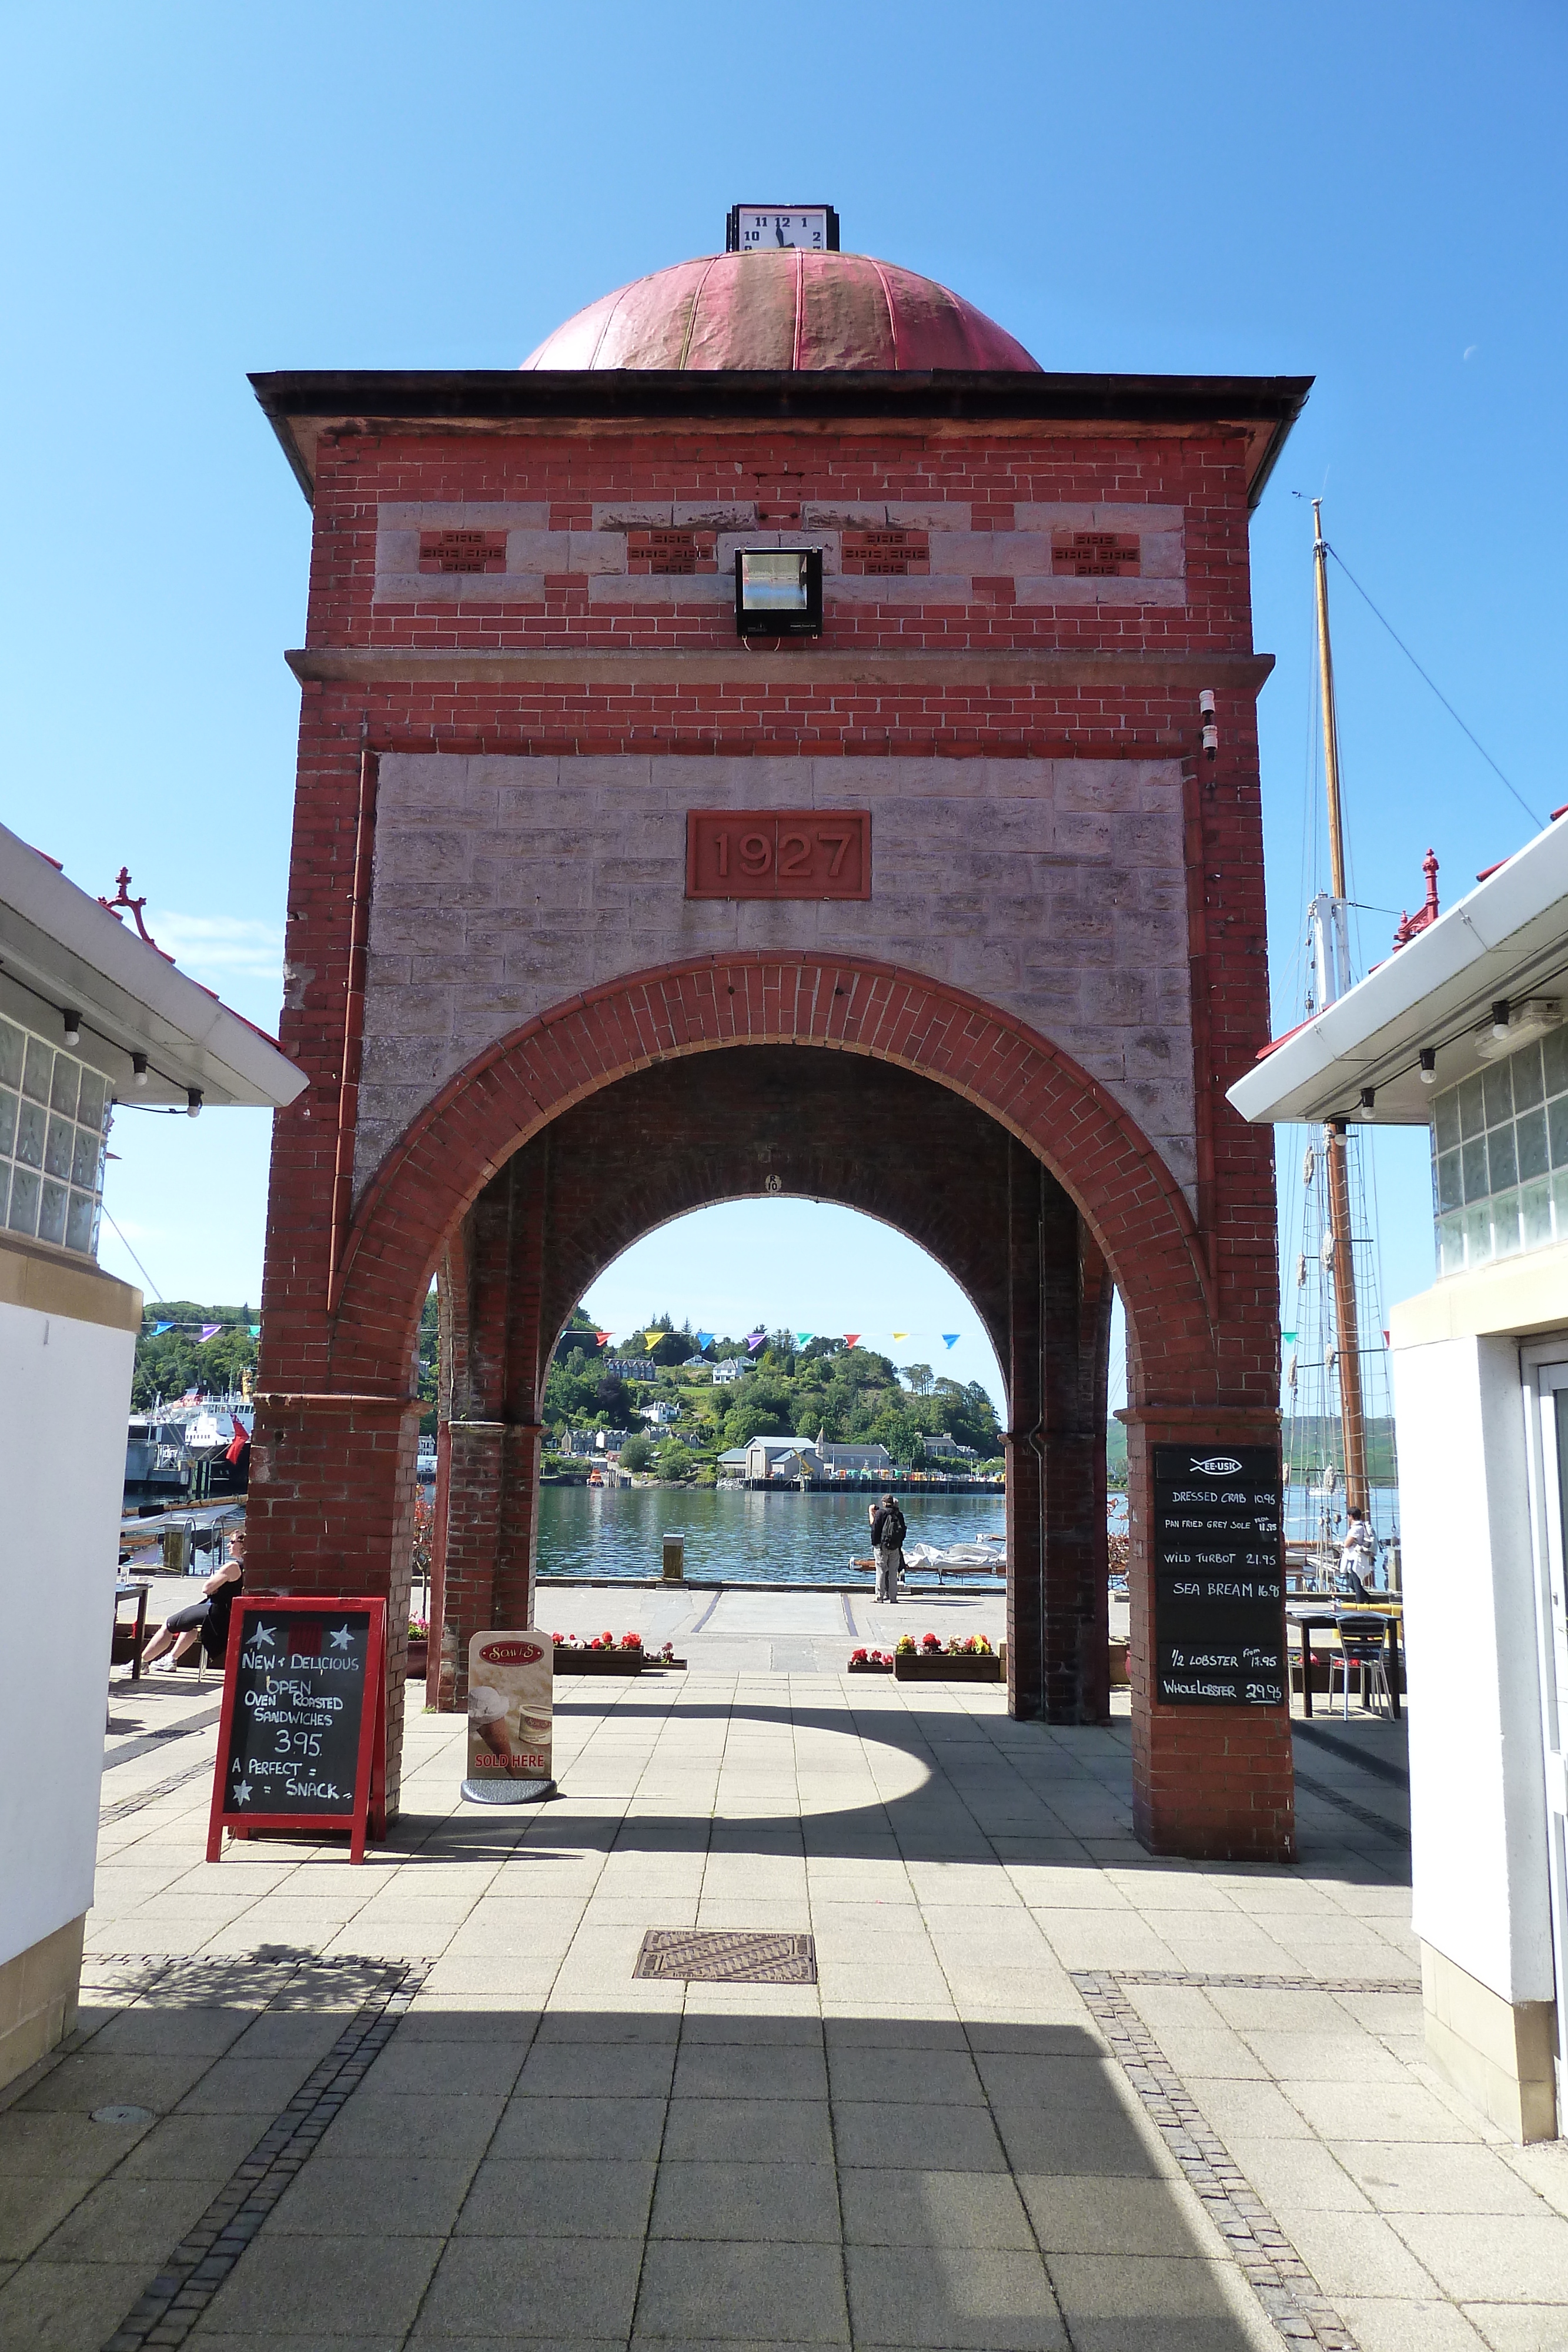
[4,1,1562,1410]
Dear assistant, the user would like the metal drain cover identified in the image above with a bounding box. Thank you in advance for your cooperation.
[92,2104,154,2125]
[634,1929,817,1984]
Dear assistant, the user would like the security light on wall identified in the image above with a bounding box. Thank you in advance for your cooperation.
[735,549,823,639]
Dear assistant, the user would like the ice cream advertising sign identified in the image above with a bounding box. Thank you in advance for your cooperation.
[463,1631,554,1803]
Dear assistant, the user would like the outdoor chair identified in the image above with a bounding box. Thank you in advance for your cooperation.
[1331,1612,1390,1719]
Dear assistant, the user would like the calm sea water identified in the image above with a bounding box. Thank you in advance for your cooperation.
[530,1481,1389,1585]
[536,1486,1007,1586]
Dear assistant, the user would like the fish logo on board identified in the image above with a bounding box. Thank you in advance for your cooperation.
[1190,1456,1244,1478]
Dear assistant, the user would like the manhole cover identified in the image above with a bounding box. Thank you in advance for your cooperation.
[92,2104,154,2126]
[634,1929,817,1984]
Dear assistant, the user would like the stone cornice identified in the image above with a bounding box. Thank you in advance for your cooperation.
[286,646,1276,693]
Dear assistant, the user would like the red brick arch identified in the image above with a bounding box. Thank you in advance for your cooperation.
[327,952,1218,1404]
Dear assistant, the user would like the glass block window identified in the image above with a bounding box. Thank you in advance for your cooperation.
[1432,1025,1568,1277]
[0,1014,109,1258]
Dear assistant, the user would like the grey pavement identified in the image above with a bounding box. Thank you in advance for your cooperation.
[1,1592,1560,2350]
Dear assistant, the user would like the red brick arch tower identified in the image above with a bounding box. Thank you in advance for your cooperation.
[249,240,1309,1859]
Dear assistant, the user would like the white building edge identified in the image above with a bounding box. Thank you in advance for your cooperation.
[1231,809,1568,2141]
[0,824,303,2089]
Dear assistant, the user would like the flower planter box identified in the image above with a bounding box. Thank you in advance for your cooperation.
[406,1642,429,1681]
[553,1650,644,1675]
[893,1653,1002,1683]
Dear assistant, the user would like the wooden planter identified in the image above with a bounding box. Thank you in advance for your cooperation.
[553,1650,644,1675]
[893,1653,1002,1683]
[406,1642,429,1681]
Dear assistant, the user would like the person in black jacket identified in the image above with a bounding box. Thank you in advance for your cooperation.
[869,1495,907,1605]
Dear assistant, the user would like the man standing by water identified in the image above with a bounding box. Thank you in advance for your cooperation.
[870,1493,907,1605]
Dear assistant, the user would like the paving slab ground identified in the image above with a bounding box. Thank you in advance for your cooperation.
[4,1593,1564,2350]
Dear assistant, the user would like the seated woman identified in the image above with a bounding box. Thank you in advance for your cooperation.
[141,1531,246,1671]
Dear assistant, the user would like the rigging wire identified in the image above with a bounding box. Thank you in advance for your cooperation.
[1323,542,1545,831]
[99,1200,166,1307]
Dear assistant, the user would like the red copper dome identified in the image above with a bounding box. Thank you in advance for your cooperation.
[521,249,1040,374]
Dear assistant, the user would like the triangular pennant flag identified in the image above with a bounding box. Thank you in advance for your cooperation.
[795,1331,813,1347]
[199,1324,221,1342]
[941,1334,959,1349]
[248,1325,260,1337]
[843,1334,860,1348]
[746,1329,766,1352]
[152,1321,173,1334]
[696,1331,713,1348]
[1281,1330,1297,1345]
[891,1332,908,1341]
[645,1331,664,1348]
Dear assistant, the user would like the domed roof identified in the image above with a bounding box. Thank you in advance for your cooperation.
[521,249,1040,374]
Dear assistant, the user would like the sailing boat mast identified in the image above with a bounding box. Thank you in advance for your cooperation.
[1311,499,1370,1522]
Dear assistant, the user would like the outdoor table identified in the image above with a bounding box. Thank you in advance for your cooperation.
[114,1581,151,1682]
[1286,1599,1403,1721]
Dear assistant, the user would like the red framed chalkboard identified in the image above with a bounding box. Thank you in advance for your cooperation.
[206,1596,387,1863]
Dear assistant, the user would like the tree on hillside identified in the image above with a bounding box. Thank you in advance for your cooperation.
[900,1362,934,1396]
[722,1398,789,1448]
[619,1432,653,1471]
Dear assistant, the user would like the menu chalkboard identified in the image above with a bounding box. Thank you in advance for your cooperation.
[1152,1445,1286,1708]
[206,1596,386,1862]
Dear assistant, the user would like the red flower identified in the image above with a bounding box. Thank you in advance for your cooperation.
[921,1632,942,1653]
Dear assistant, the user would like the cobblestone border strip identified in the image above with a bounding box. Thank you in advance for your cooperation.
[1071,1969,1417,2351]
[1292,1763,1410,1845]
[102,1952,428,2352]
[99,1755,216,1826]
[104,1705,224,1772]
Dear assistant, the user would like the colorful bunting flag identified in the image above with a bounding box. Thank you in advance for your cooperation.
[199,1324,221,1342]
[942,1335,959,1349]
[594,1331,613,1346]
[891,1332,908,1342]
[795,1331,813,1347]
[248,1325,260,1337]
[745,1329,767,1352]
[152,1321,173,1334]
[696,1331,714,1348]
[843,1334,860,1348]
[1281,1330,1297,1345]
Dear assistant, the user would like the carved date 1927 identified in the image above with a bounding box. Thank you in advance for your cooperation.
[686,811,871,901]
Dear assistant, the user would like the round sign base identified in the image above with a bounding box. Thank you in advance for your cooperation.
[462,1776,556,1806]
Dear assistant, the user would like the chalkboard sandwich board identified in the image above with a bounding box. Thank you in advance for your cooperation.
[206,1596,387,1863]
[1152,1445,1286,1709]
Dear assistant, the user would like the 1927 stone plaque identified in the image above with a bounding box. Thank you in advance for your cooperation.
[418,529,507,574]
[1051,529,1142,577]
[686,810,871,900]
[1152,1445,1286,1707]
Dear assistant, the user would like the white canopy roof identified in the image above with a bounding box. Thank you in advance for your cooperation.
[0,825,304,1110]
[1229,814,1568,1127]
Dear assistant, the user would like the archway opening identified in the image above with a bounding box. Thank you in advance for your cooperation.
[423,1044,1116,1730]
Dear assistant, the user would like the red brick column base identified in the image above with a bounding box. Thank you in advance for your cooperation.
[247,1391,419,1818]
[1123,1408,1294,1862]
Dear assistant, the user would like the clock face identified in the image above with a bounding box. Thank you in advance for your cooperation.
[729,205,838,252]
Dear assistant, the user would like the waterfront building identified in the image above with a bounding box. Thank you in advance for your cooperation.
[1232,812,1568,2139]
[250,221,1305,1856]
[0,827,299,2087]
